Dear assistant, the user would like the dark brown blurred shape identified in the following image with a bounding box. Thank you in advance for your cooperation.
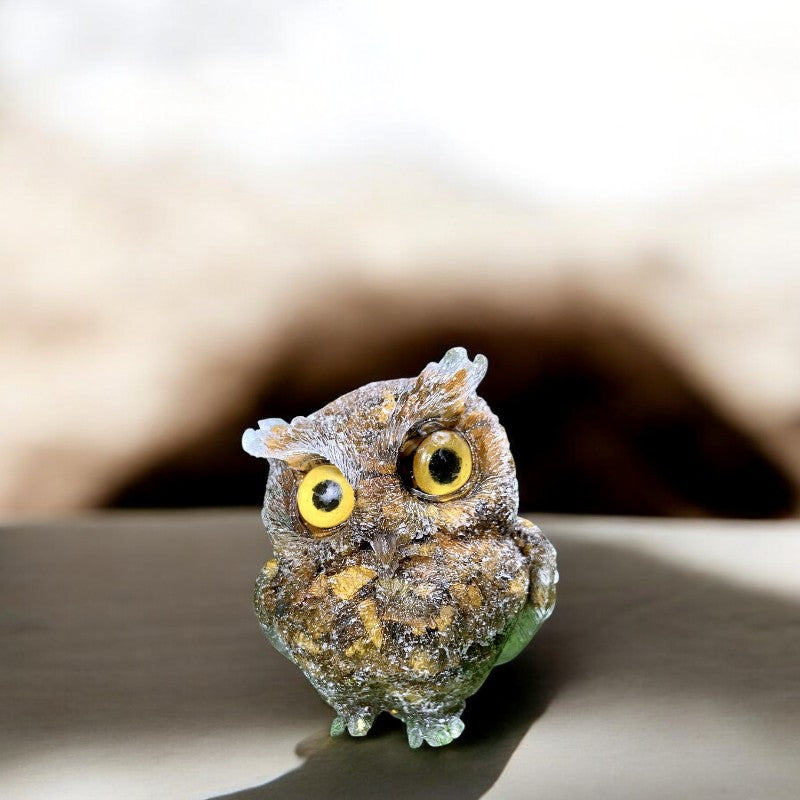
[109,292,796,518]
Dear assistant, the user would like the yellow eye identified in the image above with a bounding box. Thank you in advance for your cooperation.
[412,430,472,497]
[297,464,355,530]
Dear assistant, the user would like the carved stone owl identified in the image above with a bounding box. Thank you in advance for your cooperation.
[242,347,557,747]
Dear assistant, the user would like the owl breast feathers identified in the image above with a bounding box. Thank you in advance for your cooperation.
[243,347,557,748]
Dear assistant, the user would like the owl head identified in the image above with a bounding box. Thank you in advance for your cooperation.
[242,347,518,573]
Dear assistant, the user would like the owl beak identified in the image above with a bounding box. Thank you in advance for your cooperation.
[369,531,399,577]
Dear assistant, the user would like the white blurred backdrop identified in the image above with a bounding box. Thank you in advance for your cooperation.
[1,0,798,201]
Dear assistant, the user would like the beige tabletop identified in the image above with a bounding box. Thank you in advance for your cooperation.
[2,511,799,799]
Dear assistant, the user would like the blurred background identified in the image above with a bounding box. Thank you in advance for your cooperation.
[2,0,799,518]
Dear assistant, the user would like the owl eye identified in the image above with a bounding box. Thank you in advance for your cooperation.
[411,430,473,497]
[297,464,355,530]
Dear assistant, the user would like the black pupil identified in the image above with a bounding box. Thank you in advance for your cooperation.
[428,448,461,485]
[312,479,342,512]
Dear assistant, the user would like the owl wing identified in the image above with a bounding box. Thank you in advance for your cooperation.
[494,519,558,666]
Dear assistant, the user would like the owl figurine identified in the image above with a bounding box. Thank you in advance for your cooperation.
[242,347,557,748]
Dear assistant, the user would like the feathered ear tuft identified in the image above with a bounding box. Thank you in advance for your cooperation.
[417,347,488,397]
[242,416,332,471]
[242,418,290,459]
[393,347,488,429]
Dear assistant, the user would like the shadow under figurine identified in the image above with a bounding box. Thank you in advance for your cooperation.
[242,347,557,748]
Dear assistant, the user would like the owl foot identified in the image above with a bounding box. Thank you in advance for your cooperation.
[330,716,346,736]
[405,714,465,748]
[330,709,376,738]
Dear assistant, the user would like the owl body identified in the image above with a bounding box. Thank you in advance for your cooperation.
[244,348,557,747]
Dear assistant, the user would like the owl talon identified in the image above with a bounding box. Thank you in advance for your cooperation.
[406,726,424,749]
[330,716,346,736]
[344,710,375,737]
[405,714,465,748]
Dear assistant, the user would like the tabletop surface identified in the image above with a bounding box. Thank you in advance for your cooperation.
[2,510,799,800]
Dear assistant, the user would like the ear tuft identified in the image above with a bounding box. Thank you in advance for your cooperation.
[242,418,289,458]
[421,347,488,395]
[394,347,489,428]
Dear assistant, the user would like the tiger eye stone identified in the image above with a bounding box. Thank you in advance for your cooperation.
[328,566,377,600]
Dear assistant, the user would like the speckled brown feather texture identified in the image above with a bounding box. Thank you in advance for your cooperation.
[243,347,557,747]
